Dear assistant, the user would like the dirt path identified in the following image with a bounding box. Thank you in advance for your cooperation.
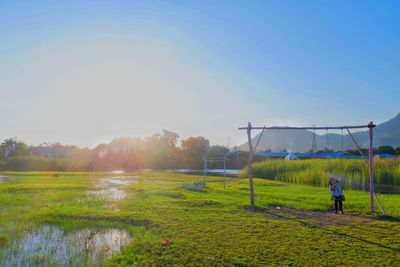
[262,206,400,252]
[264,206,372,227]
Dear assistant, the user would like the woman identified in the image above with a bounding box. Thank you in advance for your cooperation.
[329,176,344,214]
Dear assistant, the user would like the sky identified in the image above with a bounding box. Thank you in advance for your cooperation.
[1,0,400,148]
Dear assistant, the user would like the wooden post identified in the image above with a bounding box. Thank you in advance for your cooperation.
[368,121,375,213]
[203,159,207,185]
[239,122,376,211]
[247,122,255,210]
[223,155,226,189]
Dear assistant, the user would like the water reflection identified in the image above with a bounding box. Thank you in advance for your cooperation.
[87,177,133,202]
[0,225,131,267]
[87,188,127,201]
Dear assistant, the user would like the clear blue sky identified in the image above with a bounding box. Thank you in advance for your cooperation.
[1,1,399,147]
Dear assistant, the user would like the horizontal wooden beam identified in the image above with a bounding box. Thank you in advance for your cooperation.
[239,123,375,131]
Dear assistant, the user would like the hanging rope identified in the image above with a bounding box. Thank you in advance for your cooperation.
[345,127,385,215]
[345,128,368,164]
[326,129,329,150]
[374,193,385,215]
[341,128,344,151]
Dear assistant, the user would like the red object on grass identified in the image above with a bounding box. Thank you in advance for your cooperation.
[162,239,171,246]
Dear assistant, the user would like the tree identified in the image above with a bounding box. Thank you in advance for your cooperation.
[204,145,229,169]
[161,130,179,147]
[145,130,180,169]
[346,148,369,156]
[0,138,29,159]
[377,146,395,155]
[181,136,210,169]
[318,147,334,153]
[95,137,145,170]
[206,145,229,158]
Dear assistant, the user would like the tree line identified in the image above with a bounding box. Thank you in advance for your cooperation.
[0,130,248,171]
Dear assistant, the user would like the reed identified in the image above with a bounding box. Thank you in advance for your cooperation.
[242,158,400,192]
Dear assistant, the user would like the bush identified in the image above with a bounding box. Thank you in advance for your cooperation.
[1,156,58,171]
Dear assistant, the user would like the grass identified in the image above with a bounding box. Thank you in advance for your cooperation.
[245,158,400,192]
[1,171,400,266]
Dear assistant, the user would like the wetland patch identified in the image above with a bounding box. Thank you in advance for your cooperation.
[0,176,9,183]
[87,177,132,202]
[0,225,131,267]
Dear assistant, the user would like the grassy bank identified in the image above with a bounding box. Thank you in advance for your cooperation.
[1,172,400,266]
[243,158,400,192]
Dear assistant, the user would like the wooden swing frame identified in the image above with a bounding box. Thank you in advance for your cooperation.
[239,121,379,213]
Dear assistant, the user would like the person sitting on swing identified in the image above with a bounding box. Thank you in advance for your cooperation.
[329,176,345,214]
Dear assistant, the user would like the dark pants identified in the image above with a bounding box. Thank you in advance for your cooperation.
[334,197,343,213]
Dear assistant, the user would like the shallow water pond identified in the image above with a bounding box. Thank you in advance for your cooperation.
[0,225,131,267]
[87,177,132,202]
[103,176,138,181]
[87,188,127,201]
[0,176,9,183]
[100,178,130,187]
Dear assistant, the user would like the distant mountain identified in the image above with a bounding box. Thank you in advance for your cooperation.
[371,113,400,147]
[239,113,400,152]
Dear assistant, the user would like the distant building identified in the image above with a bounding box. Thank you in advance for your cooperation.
[4,144,16,158]
[29,146,69,159]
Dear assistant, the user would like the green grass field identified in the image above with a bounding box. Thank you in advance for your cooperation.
[1,171,400,266]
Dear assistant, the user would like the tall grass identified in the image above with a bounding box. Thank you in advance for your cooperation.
[242,158,400,192]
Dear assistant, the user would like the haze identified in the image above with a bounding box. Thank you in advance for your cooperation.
[1,1,399,147]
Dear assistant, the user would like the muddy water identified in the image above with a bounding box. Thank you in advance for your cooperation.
[0,225,131,267]
[0,176,9,183]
